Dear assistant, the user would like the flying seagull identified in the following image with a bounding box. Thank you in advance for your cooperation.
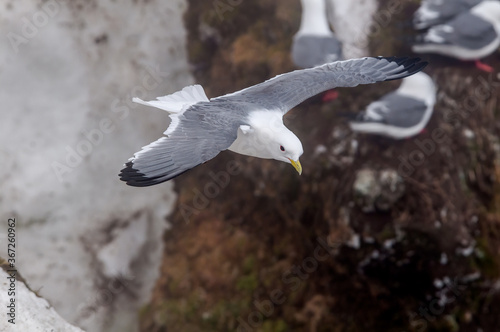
[119,56,427,187]
[413,0,483,30]
[292,0,343,69]
[291,0,343,102]
[348,72,437,139]
[412,1,500,72]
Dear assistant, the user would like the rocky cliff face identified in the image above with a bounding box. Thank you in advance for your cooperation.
[139,0,500,331]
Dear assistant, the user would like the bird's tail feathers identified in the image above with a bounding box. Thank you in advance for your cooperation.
[133,84,209,113]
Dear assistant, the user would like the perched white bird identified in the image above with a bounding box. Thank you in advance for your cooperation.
[292,0,343,102]
[292,0,343,69]
[412,1,500,72]
[119,57,427,186]
[348,72,436,139]
[413,0,483,30]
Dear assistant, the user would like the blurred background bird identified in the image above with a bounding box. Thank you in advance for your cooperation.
[413,0,484,30]
[347,72,437,139]
[292,0,343,101]
[292,0,343,68]
[412,0,500,72]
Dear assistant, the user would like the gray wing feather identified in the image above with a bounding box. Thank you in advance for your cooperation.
[214,57,427,115]
[119,102,240,187]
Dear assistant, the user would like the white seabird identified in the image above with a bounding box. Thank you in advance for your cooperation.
[412,1,500,72]
[119,56,427,186]
[413,0,483,30]
[348,72,436,139]
[291,0,343,69]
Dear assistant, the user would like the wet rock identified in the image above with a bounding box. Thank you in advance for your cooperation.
[353,168,405,212]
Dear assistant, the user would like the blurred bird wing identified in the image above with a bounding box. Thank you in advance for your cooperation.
[213,57,427,115]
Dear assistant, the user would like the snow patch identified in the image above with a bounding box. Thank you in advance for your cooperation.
[0,1,190,331]
[328,0,378,58]
[0,268,83,332]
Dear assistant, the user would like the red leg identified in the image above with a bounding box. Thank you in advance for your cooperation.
[404,128,427,140]
[322,89,339,102]
[474,59,494,73]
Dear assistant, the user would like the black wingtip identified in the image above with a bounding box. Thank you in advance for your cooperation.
[119,161,163,187]
[119,160,189,187]
[376,56,428,81]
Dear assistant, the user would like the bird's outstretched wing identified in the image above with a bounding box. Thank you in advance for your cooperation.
[119,104,239,187]
[213,56,427,114]
[120,57,427,186]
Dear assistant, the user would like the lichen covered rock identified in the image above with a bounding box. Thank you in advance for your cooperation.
[353,168,405,212]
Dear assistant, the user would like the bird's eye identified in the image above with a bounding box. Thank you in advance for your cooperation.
[280,145,285,151]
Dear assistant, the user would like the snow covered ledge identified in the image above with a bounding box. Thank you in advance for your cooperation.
[0,0,191,331]
[0,261,83,331]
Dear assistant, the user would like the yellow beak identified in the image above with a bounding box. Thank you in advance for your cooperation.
[289,159,302,175]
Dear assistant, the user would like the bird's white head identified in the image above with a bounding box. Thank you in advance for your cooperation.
[471,1,500,27]
[245,111,304,174]
[267,127,304,174]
